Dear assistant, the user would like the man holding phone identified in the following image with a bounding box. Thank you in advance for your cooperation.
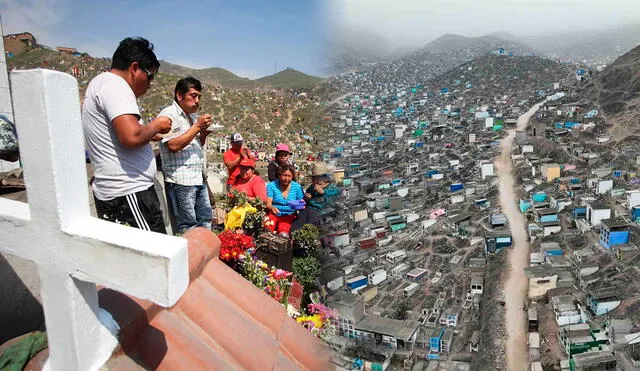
[223,133,256,191]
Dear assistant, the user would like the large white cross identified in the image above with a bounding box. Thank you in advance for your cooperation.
[0,69,189,371]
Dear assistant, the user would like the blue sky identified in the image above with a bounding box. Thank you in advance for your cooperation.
[1,0,327,78]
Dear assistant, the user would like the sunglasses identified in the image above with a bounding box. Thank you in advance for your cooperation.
[140,66,155,82]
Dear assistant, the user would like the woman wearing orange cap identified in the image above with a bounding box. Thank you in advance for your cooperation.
[231,158,266,202]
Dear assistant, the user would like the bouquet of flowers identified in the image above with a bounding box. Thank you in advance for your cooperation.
[295,302,335,341]
[218,230,255,263]
[239,252,293,305]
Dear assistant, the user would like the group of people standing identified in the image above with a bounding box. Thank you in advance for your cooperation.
[82,36,338,238]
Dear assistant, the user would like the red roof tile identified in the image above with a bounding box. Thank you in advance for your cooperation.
[27,228,331,370]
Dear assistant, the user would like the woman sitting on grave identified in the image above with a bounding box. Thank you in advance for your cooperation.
[231,158,267,202]
[265,164,304,237]
[290,162,339,232]
[304,162,339,212]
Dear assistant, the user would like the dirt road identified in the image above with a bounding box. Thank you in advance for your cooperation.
[495,102,543,370]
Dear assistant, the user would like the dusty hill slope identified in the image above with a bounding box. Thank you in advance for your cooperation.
[577,44,640,141]
[579,45,640,115]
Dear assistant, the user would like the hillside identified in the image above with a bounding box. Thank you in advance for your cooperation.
[332,33,544,90]
[7,46,335,160]
[425,55,574,104]
[328,32,536,77]
[254,68,325,89]
[576,44,640,141]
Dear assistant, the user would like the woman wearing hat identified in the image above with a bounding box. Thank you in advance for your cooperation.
[291,162,339,232]
[267,143,294,182]
[304,162,339,211]
[231,158,266,202]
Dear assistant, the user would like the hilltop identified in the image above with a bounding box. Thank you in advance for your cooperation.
[331,33,545,90]
[159,60,253,88]
[576,43,640,141]
[328,32,535,76]
[156,60,324,90]
[254,68,324,89]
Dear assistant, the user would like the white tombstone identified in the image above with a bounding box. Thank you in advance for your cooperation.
[0,69,189,371]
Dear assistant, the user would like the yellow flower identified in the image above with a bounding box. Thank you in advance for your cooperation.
[296,314,323,329]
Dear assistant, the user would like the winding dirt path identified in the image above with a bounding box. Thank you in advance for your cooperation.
[496,102,543,370]
[285,107,295,126]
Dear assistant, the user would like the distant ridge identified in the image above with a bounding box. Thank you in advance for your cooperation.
[159,60,252,87]
[419,34,535,55]
[254,68,324,89]
[159,61,324,89]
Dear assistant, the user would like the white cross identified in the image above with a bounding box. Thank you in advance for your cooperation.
[0,69,189,371]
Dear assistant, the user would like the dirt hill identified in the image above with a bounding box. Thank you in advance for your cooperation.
[429,54,574,101]
[576,44,640,141]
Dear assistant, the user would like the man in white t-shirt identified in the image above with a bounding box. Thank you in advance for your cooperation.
[82,37,172,233]
[158,76,213,234]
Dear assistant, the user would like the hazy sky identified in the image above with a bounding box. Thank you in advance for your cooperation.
[1,0,326,78]
[328,0,640,48]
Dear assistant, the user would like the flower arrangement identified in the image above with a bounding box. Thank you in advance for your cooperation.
[239,251,293,305]
[295,302,335,341]
[218,230,255,263]
[224,188,266,237]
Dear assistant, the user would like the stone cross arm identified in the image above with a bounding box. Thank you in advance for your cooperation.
[0,197,188,306]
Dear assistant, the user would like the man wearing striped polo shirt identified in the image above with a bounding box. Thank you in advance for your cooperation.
[158,77,213,234]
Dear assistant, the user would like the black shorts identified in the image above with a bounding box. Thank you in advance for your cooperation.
[94,186,167,234]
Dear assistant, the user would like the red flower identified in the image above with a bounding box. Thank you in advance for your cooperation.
[218,230,255,262]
